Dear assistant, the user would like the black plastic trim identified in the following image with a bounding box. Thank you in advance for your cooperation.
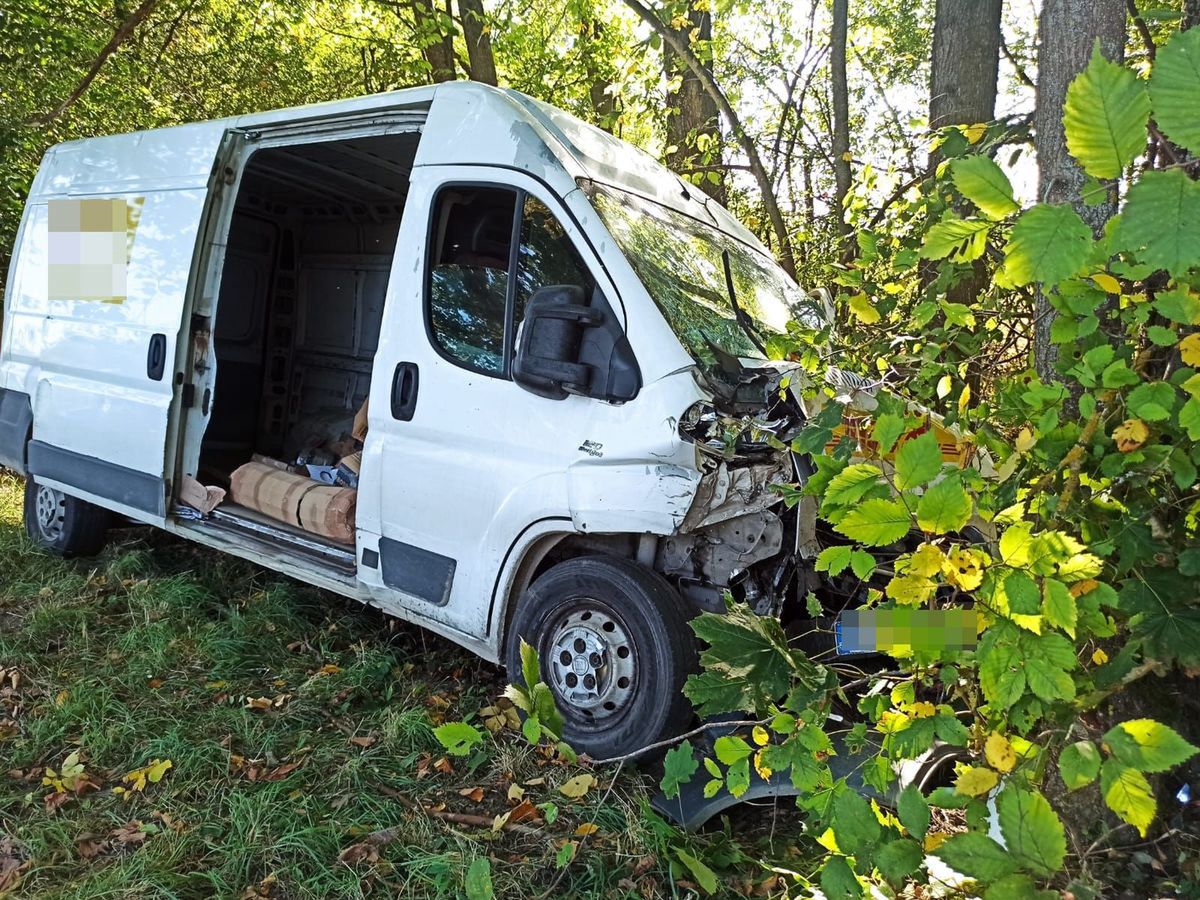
[0,388,32,473]
[379,536,456,606]
[27,441,165,517]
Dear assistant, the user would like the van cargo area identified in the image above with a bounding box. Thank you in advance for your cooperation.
[186,133,419,555]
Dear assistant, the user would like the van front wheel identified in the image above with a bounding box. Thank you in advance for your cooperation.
[506,556,697,761]
[23,477,110,558]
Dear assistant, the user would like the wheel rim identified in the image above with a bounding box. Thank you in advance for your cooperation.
[35,484,67,543]
[544,599,637,727]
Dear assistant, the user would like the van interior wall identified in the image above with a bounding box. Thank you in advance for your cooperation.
[199,133,418,484]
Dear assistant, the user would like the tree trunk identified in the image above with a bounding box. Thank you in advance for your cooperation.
[457,0,496,85]
[664,6,724,203]
[928,0,1003,137]
[412,0,456,83]
[829,0,851,251]
[1033,0,1126,380]
[1186,0,1200,29]
[35,0,162,125]
[622,0,796,278]
[586,18,617,132]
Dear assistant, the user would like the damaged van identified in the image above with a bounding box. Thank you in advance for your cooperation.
[0,82,982,761]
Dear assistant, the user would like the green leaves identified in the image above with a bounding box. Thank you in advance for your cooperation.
[1103,719,1199,772]
[834,498,913,547]
[915,475,972,534]
[465,857,493,900]
[831,789,881,855]
[1063,42,1150,178]
[433,722,484,756]
[894,431,942,490]
[1149,28,1200,155]
[1100,759,1156,837]
[660,740,699,799]
[935,832,1020,881]
[1126,381,1178,422]
[1004,204,1093,287]
[920,216,992,262]
[896,785,930,839]
[1059,740,1101,790]
[1116,169,1200,278]
[996,786,1066,877]
[950,156,1019,219]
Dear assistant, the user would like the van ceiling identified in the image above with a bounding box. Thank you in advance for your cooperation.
[241,133,419,208]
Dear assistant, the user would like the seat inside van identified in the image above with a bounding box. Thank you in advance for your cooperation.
[192,133,419,552]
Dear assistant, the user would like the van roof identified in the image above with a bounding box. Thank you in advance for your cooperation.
[33,81,766,255]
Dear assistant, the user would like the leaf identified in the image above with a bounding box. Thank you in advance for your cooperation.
[872,414,905,454]
[557,774,595,798]
[996,786,1067,876]
[519,639,540,695]
[897,785,931,839]
[434,722,484,757]
[824,463,886,509]
[954,766,999,797]
[951,155,1019,219]
[876,837,924,885]
[818,854,862,900]
[1116,169,1200,277]
[713,735,753,765]
[832,788,882,855]
[1063,42,1151,178]
[921,216,992,261]
[1113,418,1149,453]
[1004,204,1093,287]
[915,476,973,535]
[1100,759,1156,837]
[848,292,880,324]
[660,740,699,799]
[834,498,913,547]
[1059,740,1101,790]
[895,431,943,490]
[850,550,876,581]
[465,857,493,900]
[1149,27,1200,155]
[934,832,1020,881]
[1003,570,1041,615]
[675,849,718,895]
[1103,719,1199,772]
[1042,579,1078,638]
[816,545,853,576]
[1180,332,1200,367]
[1126,381,1178,422]
[985,733,1017,774]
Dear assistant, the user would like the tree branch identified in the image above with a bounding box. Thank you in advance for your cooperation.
[622,0,797,278]
[34,0,162,126]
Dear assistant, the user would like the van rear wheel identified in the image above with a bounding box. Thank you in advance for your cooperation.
[506,556,697,760]
[23,476,110,558]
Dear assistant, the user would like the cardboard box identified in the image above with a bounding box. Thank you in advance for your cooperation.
[230,461,356,544]
[335,451,361,488]
[352,397,369,443]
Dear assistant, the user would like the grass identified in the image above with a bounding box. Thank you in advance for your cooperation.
[0,473,808,898]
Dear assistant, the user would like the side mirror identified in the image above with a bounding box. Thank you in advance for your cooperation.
[513,285,640,402]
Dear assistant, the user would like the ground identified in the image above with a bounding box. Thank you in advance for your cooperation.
[0,474,809,899]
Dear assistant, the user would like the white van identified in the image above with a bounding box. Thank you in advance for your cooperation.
[0,82,830,758]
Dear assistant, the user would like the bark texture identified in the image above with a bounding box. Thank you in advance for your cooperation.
[412,0,457,83]
[830,0,851,247]
[664,6,724,202]
[1186,0,1200,29]
[1033,0,1127,380]
[928,0,1003,134]
[457,0,496,85]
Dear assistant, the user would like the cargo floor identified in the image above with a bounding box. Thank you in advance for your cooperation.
[203,502,357,571]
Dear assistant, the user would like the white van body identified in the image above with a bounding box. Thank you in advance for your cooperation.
[1,82,826,758]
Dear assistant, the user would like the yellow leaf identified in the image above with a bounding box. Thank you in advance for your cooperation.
[936,375,952,399]
[841,151,854,161]
[1011,613,1044,634]
[942,547,987,591]
[752,726,770,747]
[1092,273,1122,295]
[984,733,1017,774]
[848,292,880,324]
[958,384,971,416]
[1181,333,1200,367]
[924,832,950,851]
[1015,427,1036,453]
[816,827,840,853]
[146,759,172,783]
[507,783,525,802]
[574,823,600,836]
[955,766,999,797]
[905,543,945,578]
[753,748,773,780]
[1113,418,1149,453]
[1092,648,1110,665]
[962,123,987,143]
[558,774,595,799]
[909,701,936,719]
[886,573,937,606]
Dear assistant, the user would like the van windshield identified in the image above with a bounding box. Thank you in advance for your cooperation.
[583,182,825,366]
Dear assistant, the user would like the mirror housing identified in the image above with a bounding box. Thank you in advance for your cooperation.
[513,285,640,402]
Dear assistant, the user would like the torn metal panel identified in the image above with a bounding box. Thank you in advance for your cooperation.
[679,460,792,532]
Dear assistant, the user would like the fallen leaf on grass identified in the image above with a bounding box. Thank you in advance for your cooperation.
[459,786,485,802]
[508,798,541,825]
[245,694,290,711]
[574,823,599,836]
[348,735,376,749]
[316,664,341,676]
[261,761,301,782]
[0,837,29,893]
[113,759,172,799]
[557,774,595,799]
[506,783,524,802]
[433,756,454,775]
[338,842,380,865]
[75,834,108,859]
[110,821,149,845]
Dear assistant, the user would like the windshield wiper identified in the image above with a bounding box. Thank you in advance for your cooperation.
[722,248,767,356]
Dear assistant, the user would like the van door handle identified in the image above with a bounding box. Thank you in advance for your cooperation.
[391,361,419,421]
[147,333,167,381]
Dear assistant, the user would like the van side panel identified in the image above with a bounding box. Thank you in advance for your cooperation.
[1,122,230,518]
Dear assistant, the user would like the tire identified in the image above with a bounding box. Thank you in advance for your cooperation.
[505,555,698,760]
[23,476,110,558]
